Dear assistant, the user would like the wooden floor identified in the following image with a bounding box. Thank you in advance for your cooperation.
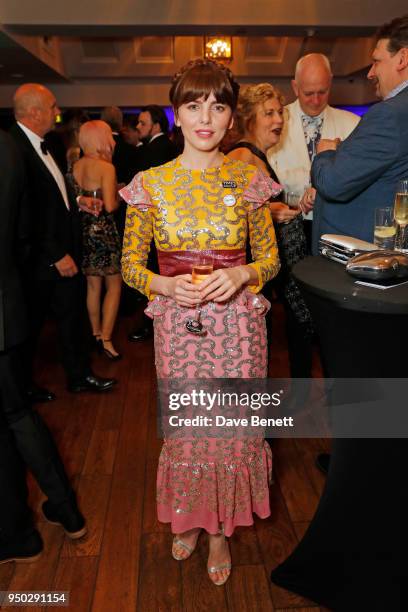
[0,302,331,612]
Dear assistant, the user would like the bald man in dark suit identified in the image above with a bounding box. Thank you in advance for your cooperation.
[0,129,43,563]
[10,83,116,398]
[0,129,87,563]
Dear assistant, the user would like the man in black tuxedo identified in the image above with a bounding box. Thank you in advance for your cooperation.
[9,83,115,399]
[128,105,177,341]
[0,128,41,562]
[137,105,177,169]
[0,129,86,563]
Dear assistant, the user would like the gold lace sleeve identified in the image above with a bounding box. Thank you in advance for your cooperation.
[247,203,280,293]
[121,180,156,299]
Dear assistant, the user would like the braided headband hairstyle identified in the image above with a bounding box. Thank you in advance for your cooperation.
[170,59,240,114]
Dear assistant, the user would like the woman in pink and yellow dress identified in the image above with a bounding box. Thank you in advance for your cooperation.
[120,59,281,586]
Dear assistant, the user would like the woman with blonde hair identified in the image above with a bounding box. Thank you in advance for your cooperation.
[228,84,313,381]
[120,60,281,585]
[67,120,122,360]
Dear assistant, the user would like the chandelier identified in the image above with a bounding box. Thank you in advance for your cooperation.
[204,37,232,61]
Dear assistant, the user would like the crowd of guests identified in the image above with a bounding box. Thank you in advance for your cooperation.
[1,12,408,610]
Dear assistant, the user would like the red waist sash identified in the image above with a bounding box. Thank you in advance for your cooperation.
[157,249,246,276]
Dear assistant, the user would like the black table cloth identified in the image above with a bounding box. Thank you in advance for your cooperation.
[271,256,408,611]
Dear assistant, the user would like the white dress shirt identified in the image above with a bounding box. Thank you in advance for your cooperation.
[149,132,164,143]
[384,79,408,100]
[17,121,70,210]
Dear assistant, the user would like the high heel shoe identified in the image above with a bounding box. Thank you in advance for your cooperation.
[101,339,122,361]
[172,529,201,561]
[92,334,103,351]
[207,561,232,586]
[207,528,231,586]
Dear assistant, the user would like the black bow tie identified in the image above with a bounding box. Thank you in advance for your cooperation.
[40,141,48,155]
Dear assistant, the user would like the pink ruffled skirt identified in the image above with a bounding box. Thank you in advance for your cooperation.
[147,290,272,537]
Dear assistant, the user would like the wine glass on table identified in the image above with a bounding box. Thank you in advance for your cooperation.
[185,253,214,335]
[394,179,408,253]
[373,207,396,249]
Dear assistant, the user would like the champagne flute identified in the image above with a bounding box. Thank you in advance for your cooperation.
[394,179,408,252]
[185,253,214,335]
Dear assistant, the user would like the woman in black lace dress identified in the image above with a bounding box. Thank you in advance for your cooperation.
[228,83,313,379]
[67,120,122,360]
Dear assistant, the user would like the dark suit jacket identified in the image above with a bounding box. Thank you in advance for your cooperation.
[141,133,177,170]
[311,87,408,253]
[0,130,29,351]
[112,133,145,184]
[9,123,82,280]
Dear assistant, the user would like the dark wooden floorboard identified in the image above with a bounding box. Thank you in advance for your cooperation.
[292,521,311,543]
[91,350,152,612]
[272,438,320,523]
[276,608,325,612]
[181,537,228,611]
[1,303,328,611]
[61,474,111,558]
[226,564,275,611]
[53,556,98,612]
[137,532,183,612]
[5,523,64,612]
[254,486,315,610]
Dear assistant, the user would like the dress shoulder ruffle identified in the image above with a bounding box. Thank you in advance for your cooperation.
[243,169,282,210]
[119,172,153,211]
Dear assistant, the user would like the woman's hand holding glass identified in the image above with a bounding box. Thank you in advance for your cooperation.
[77,194,103,217]
[162,275,202,308]
[159,265,253,310]
[270,201,301,224]
[197,266,251,303]
[299,187,316,214]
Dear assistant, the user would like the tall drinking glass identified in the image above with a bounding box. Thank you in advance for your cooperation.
[185,253,214,335]
[374,207,396,249]
[285,191,301,209]
[394,179,408,253]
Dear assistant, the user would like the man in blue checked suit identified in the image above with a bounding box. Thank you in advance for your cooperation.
[310,14,408,254]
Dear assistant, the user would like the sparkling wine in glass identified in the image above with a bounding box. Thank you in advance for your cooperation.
[373,207,396,250]
[192,262,214,284]
[394,179,408,252]
[186,253,214,335]
[285,191,301,209]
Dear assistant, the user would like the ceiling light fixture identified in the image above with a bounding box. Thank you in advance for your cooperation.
[204,37,232,61]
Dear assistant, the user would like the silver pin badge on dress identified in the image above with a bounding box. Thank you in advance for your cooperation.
[223,194,236,206]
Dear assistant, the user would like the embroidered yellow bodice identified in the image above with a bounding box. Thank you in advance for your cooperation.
[120,155,280,299]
